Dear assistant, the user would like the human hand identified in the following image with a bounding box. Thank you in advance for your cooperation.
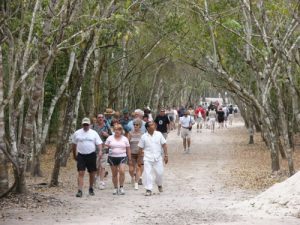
[164,155,168,164]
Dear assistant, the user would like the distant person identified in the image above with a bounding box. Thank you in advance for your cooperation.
[217,107,225,128]
[92,114,112,190]
[208,109,217,133]
[228,105,234,125]
[72,117,103,197]
[120,109,132,134]
[195,105,206,133]
[178,110,195,153]
[154,108,170,139]
[138,121,168,196]
[105,124,132,195]
[127,109,146,133]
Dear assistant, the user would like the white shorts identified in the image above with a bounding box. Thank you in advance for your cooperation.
[210,118,216,126]
[196,117,203,124]
[181,128,192,139]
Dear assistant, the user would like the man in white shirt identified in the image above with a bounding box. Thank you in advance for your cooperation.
[177,110,195,153]
[72,117,103,197]
[138,121,168,196]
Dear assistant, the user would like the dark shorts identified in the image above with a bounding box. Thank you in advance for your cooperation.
[77,152,97,173]
[107,156,127,166]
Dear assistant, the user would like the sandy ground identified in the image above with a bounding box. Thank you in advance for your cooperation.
[1,120,300,225]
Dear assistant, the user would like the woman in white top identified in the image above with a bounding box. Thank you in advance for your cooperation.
[105,124,132,195]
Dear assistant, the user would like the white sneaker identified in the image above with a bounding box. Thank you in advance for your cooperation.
[119,187,125,195]
[134,183,139,190]
[186,148,190,154]
[113,188,118,195]
[99,181,105,190]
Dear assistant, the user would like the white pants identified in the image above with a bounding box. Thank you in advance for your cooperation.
[143,159,164,191]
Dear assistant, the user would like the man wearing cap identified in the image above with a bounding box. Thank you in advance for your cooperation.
[154,108,170,139]
[72,117,103,197]
[178,110,195,153]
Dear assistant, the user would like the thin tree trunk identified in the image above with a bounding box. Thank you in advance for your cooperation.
[0,46,8,195]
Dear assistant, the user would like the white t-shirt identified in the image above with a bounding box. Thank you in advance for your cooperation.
[138,131,166,162]
[179,116,195,128]
[72,128,102,154]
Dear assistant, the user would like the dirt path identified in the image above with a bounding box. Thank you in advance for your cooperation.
[1,121,300,225]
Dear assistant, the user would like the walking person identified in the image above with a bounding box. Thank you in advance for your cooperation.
[138,121,168,196]
[208,109,217,133]
[228,105,234,125]
[217,107,225,129]
[177,110,195,153]
[105,124,132,195]
[154,108,170,139]
[72,117,103,197]
[128,119,143,190]
[92,114,112,190]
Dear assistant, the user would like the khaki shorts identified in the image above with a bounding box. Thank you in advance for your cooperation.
[131,153,144,165]
[181,128,192,139]
[97,153,108,169]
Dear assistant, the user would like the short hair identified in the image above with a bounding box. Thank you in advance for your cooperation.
[113,124,124,133]
[145,121,154,130]
[133,118,142,127]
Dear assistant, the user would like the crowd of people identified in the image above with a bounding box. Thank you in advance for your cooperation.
[71,104,237,197]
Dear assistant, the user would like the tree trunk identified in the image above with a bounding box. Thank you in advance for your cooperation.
[50,32,96,187]
[0,46,8,195]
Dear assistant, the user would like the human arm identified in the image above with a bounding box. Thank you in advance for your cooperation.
[126,146,132,164]
[72,144,77,161]
[97,144,102,159]
[162,143,168,164]
[138,147,144,166]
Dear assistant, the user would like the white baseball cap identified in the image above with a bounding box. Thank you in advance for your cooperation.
[82,117,91,125]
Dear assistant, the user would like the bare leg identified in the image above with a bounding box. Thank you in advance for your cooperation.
[110,166,118,188]
[78,171,85,190]
[119,164,126,186]
[183,138,187,150]
[187,138,191,148]
[89,171,96,188]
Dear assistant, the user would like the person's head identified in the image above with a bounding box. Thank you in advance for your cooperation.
[113,124,124,137]
[133,118,142,131]
[92,117,97,124]
[134,109,144,119]
[111,118,120,127]
[114,111,120,119]
[145,121,156,133]
[97,114,104,124]
[143,114,149,122]
[159,108,166,116]
[183,110,189,117]
[122,109,129,117]
[82,117,91,131]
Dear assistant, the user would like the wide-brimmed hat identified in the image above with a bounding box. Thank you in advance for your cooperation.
[104,108,115,115]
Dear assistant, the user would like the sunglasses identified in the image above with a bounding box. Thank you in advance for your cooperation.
[134,124,139,126]
[83,124,90,126]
